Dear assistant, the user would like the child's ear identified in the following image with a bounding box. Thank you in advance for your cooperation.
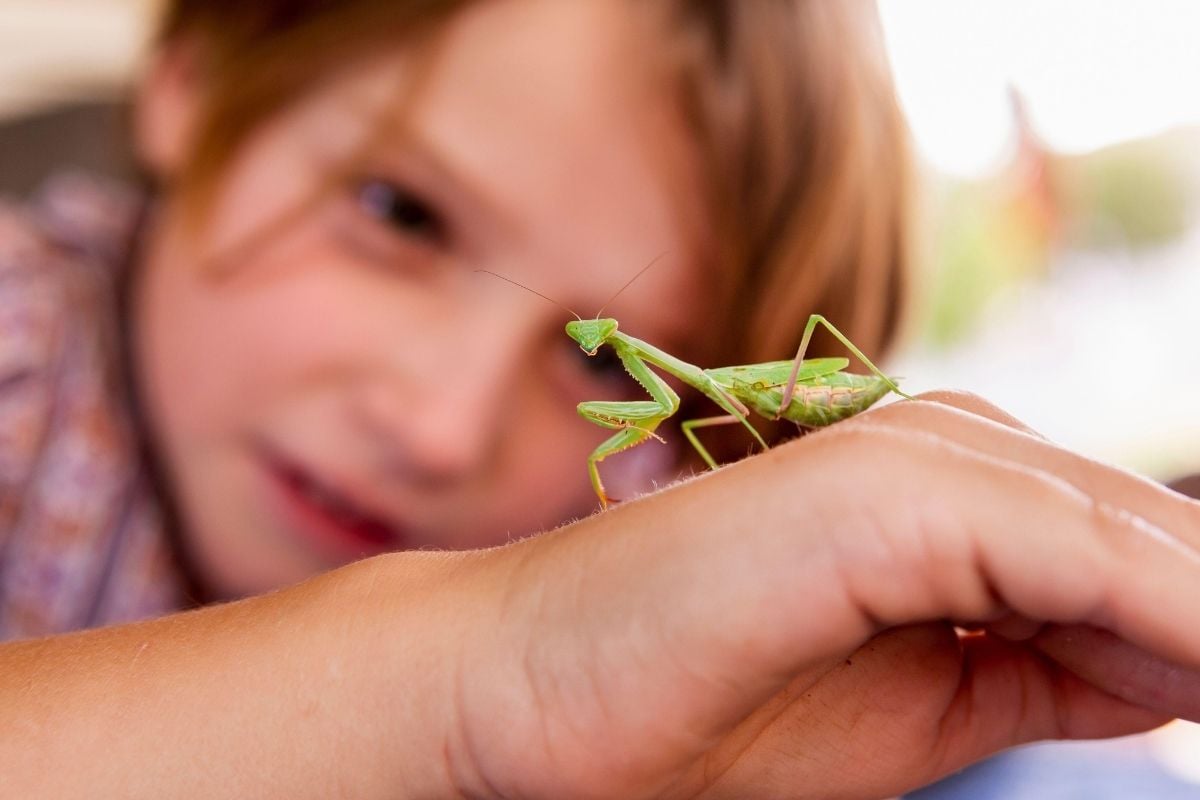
[133,37,206,180]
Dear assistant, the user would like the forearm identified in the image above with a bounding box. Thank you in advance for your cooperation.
[0,552,473,799]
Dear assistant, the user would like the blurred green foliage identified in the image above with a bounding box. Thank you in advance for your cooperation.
[915,129,1197,348]
[1057,139,1191,248]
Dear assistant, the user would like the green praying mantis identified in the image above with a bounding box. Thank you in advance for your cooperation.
[481,267,911,508]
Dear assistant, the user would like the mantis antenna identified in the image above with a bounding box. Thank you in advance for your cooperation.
[474,269,582,320]
[594,252,669,319]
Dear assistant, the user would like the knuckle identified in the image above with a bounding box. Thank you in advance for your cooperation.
[912,388,999,414]
[864,389,1043,438]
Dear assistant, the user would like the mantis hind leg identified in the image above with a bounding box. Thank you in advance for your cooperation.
[778,314,912,417]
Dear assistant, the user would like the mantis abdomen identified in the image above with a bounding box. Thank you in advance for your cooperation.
[717,371,892,427]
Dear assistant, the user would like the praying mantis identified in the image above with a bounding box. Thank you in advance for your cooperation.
[481,268,911,508]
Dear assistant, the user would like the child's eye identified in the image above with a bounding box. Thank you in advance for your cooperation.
[355,178,446,242]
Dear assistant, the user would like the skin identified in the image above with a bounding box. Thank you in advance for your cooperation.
[4,1,1200,797]
[4,391,1200,798]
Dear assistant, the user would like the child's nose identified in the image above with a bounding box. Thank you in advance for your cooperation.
[352,317,539,487]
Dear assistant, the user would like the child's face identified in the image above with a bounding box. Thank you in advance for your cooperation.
[133,0,713,597]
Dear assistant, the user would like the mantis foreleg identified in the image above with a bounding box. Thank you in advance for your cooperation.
[576,339,679,508]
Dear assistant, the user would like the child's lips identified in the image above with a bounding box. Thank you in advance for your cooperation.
[258,445,408,557]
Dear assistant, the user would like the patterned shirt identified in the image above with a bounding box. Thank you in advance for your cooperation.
[0,172,185,641]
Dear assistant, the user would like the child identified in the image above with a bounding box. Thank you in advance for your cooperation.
[2,1,1199,797]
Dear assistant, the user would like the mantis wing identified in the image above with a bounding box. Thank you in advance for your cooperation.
[706,356,849,390]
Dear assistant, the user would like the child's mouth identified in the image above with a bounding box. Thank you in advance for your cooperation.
[262,448,405,558]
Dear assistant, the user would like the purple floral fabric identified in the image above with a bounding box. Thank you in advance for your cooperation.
[0,172,184,641]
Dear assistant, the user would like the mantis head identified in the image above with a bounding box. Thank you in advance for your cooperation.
[565,318,618,355]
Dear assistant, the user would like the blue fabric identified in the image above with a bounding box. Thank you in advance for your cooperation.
[907,740,1200,799]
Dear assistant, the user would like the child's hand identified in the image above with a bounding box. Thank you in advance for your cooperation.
[443,391,1200,799]
[7,393,1197,800]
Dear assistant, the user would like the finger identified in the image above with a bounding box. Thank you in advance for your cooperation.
[935,631,1171,760]
[1034,624,1200,722]
[699,624,1172,800]
[903,388,1045,438]
[871,394,1200,701]
[983,613,1200,722]
[786,422,1200,671]
[856,396,1200,553]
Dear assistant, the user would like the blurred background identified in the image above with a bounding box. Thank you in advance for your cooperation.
[1,0,1197,794]
[879,0,1200,488]
[3,0,1196,480]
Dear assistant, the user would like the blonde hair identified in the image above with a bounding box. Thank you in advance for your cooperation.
[156,0,911,459]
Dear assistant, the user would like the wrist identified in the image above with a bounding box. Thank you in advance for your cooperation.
[324,550,491,799]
